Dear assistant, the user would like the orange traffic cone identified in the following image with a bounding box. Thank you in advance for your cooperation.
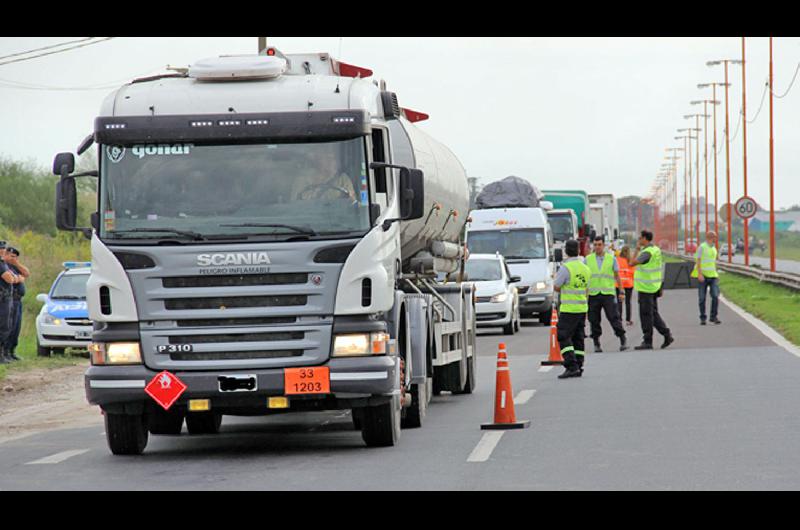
[541,307,563,365]
[481,342,530,430]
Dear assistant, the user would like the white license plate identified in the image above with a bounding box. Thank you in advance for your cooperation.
[75,330,91,339]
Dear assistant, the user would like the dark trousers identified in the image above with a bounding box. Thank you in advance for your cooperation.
[637,291,671,345]
[617,287,633,322]
[698,277,719,321]
[4,299,22,352]
[557,312,586,372]
[588,293,626,341]
[0,294,12,350]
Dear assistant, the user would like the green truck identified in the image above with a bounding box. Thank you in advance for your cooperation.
[542,190,591,256]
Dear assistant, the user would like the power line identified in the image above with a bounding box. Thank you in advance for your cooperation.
[0,67,165,91]
[772,61,800,99]
[745,80,770,124]
[0,37,96,62]
[0,37,115,67]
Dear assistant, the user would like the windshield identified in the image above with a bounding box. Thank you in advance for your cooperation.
[467,228,547,260]
[51,274,89,300]
[99,138,371,242]
[465,260,503,281]
[548,214,574,242]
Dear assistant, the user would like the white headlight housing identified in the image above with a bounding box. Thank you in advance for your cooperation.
[534,281,548,292]
[490,292,508,303]
[332,332,390,357]
[42,313,63,325]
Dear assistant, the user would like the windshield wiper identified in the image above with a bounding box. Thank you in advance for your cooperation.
[110,228,206,241]
[218,223,318,236]
[504,255,531,260]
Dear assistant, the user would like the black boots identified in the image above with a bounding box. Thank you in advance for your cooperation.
[593,339,603,353]
[634,343,653,350]
[558,368,581,379]
[661,335,675,349]
[619,335,628,351]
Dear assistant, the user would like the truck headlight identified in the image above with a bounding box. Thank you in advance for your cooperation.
[89,342,142,365]
[42,313,63,325]
[490,293,508,303]
[333,332,390,357]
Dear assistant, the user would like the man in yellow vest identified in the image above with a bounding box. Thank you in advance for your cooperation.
[586,236,628,352]
[694,231,721,325]
[553,239,592,379]
[631,230,674,350]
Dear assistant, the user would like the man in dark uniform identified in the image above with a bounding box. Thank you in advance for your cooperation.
[0,241,23,363]
[553,239,592,379]
[4,247,29,360]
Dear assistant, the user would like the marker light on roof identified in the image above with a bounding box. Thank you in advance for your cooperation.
[332,117,356,124]
[218,120,242,126]
[104,123,126,129]
[246,119,269,126]
[190,121,214,127]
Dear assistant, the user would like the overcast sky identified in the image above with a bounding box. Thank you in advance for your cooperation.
[1,36,798,209]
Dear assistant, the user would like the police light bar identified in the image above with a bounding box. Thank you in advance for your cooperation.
[63,261,92,269]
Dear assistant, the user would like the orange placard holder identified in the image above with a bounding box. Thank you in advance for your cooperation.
[541,307,564,365]
[284,366,331,395]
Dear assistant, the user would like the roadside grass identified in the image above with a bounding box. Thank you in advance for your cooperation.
[0,335,87,382]
[718,270,800,346]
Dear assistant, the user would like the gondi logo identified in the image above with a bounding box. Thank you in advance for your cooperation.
[132,143,194,159]
[106,145,126,163]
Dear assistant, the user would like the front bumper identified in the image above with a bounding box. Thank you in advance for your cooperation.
[37,322,92,348]
[85,355,399,413]
[519,292,553,314]
[475,301,512,326]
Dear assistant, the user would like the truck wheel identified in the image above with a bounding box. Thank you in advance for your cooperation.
[185,412,222,435]
[105,412,148,455]
[401,381,427,428]
[453,351,476,395]
[351,408,363,430]
[50,347,65,356]
[361,395,401,447]
[539,310,552,326]
[36,342,50,357]
[148,408,184,435]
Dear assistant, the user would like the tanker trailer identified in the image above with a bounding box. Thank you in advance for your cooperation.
[52,47,477,455]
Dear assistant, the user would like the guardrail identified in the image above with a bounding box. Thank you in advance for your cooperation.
[667,252,800,291]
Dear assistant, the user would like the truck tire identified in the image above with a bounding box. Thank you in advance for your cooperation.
[401,381,427,428]
[185,412,222,435]
[361,395,401,447]
[148,408,184,435]
[36,342,50,357]
[105,413,148,455]
[453,350,476,395]
[351,408,363,430]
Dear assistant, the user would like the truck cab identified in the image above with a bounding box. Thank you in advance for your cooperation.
[466,207,555,325]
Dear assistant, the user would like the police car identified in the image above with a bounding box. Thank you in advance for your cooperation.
[35,262,92,356]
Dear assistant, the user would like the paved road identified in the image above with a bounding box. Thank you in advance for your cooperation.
[730,253,800,275]
[2,288,799,490]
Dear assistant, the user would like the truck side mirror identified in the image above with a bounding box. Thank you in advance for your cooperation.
[53,152,75,176]
[554,248,564,262]
[399,167,425,221]
[55,177,78,231]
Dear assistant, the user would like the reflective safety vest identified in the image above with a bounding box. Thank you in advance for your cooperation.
[560,259,591,313]
[586,252,617,296]
[633,245,663,293]
[691,242,719,279]
[617,256,634,289]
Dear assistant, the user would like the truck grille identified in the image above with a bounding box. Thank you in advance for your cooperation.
[169,350,304,361]
[164,295,307,310]
[176,316,296,328]
[163,273,307,288]
[168,331,304,344]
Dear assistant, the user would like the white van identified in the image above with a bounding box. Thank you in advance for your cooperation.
[466,207,555,325]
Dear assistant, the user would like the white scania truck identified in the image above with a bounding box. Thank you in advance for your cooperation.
[52,48,476,454]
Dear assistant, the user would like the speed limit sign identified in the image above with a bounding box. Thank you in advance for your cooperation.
[735,196,758,220]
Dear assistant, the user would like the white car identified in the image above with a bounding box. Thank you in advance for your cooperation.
[35,262,92,356]
[465,253,521,335]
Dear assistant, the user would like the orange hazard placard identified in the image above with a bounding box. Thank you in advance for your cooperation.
[284,366,331,395]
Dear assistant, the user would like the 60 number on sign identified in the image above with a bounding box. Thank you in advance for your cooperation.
[735,196,758,220]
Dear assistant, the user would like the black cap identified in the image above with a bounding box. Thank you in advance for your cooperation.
[0,241,6,249]
[6,247,19,256]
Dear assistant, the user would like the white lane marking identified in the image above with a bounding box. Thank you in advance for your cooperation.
[719,294,800,358]
[513,389,536,405]
[467,431,505,463]
[538,366,554,373]
[26,449,89,465]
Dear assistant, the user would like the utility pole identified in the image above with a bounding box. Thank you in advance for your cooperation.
[769,36,776,272]
[741,36,750,266]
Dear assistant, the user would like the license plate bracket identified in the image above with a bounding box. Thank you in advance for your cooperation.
[218,374,258,392]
